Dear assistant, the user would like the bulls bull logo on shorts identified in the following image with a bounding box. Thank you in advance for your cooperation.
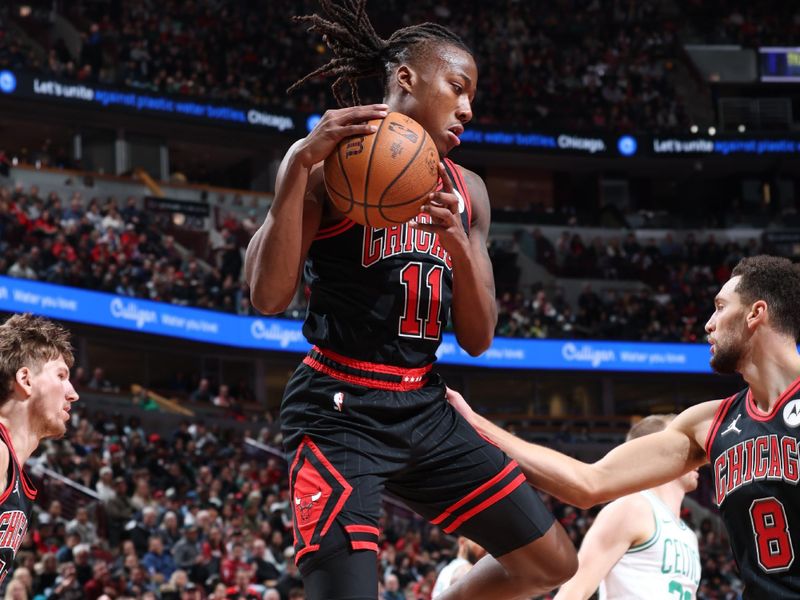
[289,436,353,561]
[295,489,322,521]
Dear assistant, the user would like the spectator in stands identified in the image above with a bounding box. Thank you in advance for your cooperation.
[130,506,161,556]
[225,567,260,600]
[220,542,250,586]
[131,476,157,512]
[172,524,204,582]
[158,510,183,550]
[218,230,243,281]
[382,573,404,600]
[142,536,176,583]
[45,500,69,530]
[262,589,281,600]
[55,531,81,564]
[8,253,37,279]
[274,548,302,600]
[249,537,280,586]
[61,195,84,227]
[87,367,115,393]
[190,378,213,404]
[95,465,115,502]
[212,384,242,419]
[32,551,59,596]
[104,476,135,547]
[49,561,84,600]
[66,507,99,548]
[70,543,93,585]
[83,560,120,600]
[126,564,158,597]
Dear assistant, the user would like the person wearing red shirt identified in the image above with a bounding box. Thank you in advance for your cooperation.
[220,542,250,586]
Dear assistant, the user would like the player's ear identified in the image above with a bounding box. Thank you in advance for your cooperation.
[15,367,33,398]
[746,300,767,330]
[395,64,416,95]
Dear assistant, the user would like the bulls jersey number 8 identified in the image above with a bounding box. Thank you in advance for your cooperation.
[749,497,794,572]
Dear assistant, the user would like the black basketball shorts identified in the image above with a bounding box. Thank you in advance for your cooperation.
[281,346,555,567]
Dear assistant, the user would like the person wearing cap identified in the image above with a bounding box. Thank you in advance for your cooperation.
[96,466,115,502]
[181,581,202,600]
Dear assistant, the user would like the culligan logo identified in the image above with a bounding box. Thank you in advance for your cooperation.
[109,298,157,329]
[561,342,616,368]
[250,320,305,348]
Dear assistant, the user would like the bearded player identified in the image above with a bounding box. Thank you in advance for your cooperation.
[450,255,800,598]
[0,313,79,583]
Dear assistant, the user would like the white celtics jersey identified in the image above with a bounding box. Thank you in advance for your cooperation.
[599,491,701,600]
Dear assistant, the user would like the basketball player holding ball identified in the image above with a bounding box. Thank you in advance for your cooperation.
[244,1,577,599]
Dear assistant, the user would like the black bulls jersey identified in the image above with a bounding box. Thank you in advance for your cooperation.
[0,423,36,585]
[303,158,472,368]
[706,379,800,598]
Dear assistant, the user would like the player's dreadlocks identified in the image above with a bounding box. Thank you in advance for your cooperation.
[288,0,470,107]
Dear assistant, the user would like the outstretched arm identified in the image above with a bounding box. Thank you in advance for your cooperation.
[447,388,716,508]
[554,494,653,600]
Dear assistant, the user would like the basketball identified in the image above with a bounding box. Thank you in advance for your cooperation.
[323,112,440,228]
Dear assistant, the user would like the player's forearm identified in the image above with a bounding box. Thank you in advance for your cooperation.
[245,147,310,314]
[553,580,593,600]
[450,245,497,355]
[466,412,598,508]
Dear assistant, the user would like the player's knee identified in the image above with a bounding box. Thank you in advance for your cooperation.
[544,527,579,587]
[548,546,579,587]
[504,525,578,592]
[517,549,577,592]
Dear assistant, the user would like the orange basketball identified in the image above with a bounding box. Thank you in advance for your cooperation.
[323,112,439,229]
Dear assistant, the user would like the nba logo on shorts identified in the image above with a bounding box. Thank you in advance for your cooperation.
[333,392,344,412]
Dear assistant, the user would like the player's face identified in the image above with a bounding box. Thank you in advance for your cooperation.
[705,276,748,374]
[28,356,79,439]
[399,44,477,157]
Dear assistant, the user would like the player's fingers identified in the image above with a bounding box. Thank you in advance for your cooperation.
[437,162,454,193]
[332,104,389,124]
[338,123,379,137]
[421,204,457,223]
[428,191,458,214]
[409,220,453,233]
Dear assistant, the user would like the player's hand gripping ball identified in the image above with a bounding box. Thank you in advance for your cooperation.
[323,112,439,228]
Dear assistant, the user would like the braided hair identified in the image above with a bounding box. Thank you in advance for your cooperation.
[288,0,470,107]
